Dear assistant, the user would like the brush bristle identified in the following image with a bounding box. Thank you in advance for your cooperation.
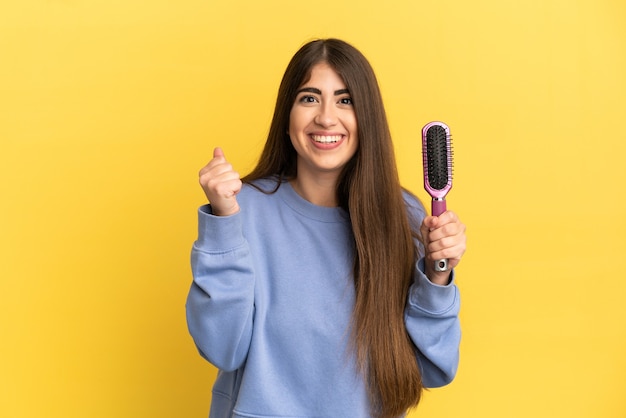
[425,125,452,190]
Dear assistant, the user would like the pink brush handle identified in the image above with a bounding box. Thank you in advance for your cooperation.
[431,199,448,272]
[432,199,447,217]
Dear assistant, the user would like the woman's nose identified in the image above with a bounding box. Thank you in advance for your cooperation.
[314,102,337,127]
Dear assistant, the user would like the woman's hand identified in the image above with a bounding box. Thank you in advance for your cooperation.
[420,211,467,285]
[198,147,242,216]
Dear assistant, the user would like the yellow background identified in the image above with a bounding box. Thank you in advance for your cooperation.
[1,0,625,417]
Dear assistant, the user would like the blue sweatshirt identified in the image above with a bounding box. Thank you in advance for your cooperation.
[186,178,461,418]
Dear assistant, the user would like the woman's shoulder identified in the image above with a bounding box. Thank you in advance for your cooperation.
[240,176,283,197]
[402,188,425,211]
[237,176,285,205]
[401,188,426,225]
[244,176,283,191]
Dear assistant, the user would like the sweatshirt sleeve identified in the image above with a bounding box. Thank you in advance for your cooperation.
[405,258,461,388]
[185,205,255,372]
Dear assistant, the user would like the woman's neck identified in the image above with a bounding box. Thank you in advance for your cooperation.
[289,175,338,207]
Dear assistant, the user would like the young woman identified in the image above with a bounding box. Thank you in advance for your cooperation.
[186,38,466,418]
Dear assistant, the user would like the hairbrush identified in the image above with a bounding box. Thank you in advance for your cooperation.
[422,121,453,272]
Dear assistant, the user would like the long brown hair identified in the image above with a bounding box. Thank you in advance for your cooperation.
[243,38,423,418]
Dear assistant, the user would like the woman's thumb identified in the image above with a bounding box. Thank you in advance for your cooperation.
[213,147,225,159]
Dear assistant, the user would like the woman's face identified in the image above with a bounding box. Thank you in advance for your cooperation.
[288,62,358,183]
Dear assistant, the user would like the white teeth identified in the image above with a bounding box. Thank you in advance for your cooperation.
[312,135,342,143]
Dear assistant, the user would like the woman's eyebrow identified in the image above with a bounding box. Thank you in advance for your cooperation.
[296,87,351,96]
[296,87,321,95]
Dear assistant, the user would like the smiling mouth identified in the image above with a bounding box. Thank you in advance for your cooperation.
[311,135,342,144]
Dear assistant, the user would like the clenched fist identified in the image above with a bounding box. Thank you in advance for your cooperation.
[420,210,467,285]
[198,147,242,216]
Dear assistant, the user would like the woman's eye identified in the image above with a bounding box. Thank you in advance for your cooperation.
[339,97,353,105]
[299,95,317,103]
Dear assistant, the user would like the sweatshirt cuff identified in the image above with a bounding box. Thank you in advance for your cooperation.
[409,258,458,314]
[195,204,245,252]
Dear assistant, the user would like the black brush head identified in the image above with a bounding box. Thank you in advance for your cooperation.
[425,125,451,190]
